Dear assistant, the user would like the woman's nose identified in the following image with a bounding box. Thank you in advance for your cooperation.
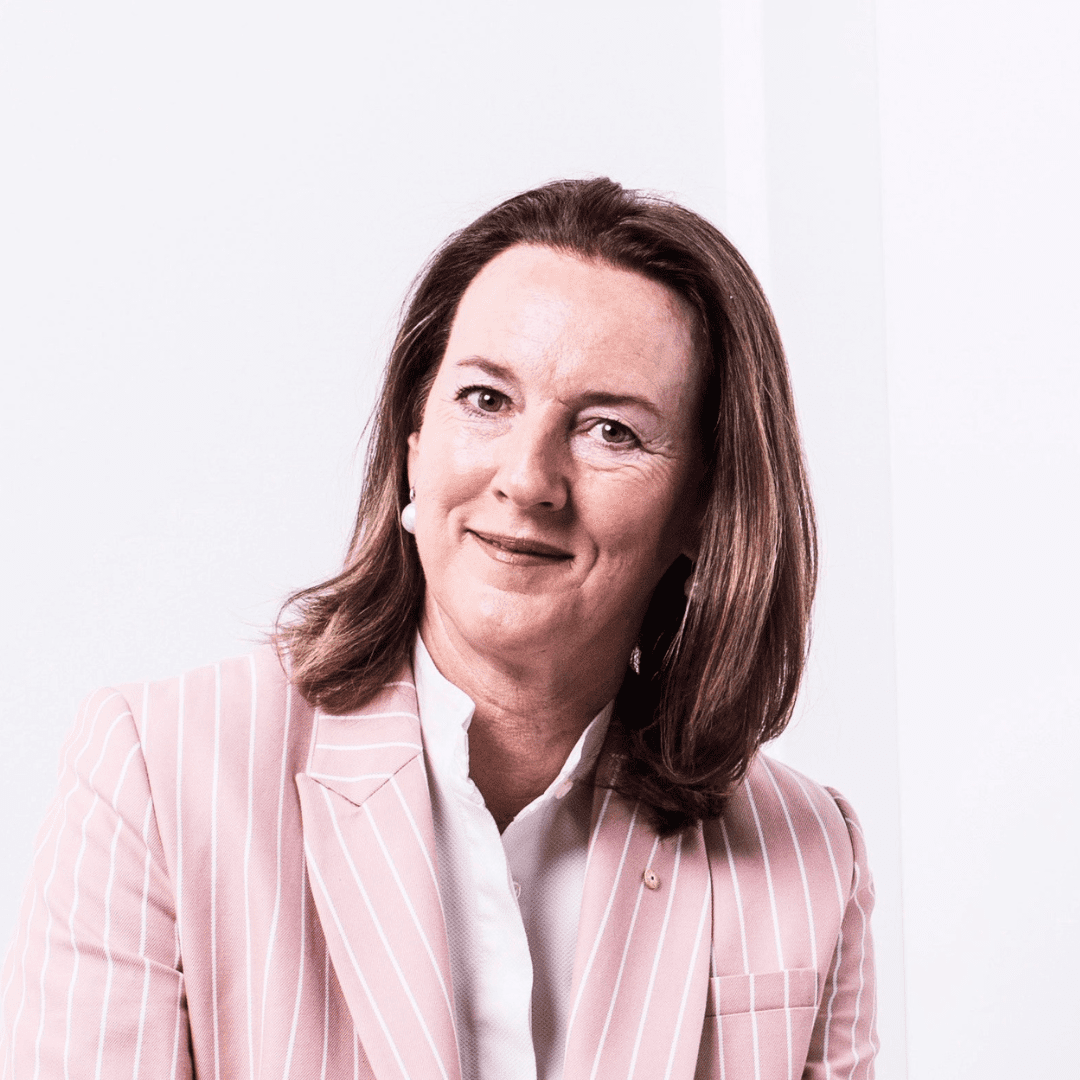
[492,417,569,512]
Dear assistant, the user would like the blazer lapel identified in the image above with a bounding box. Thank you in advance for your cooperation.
[563,750,713,1080]
[296,676,460,1080]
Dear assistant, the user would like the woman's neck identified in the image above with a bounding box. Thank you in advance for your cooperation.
[419,613,627,830]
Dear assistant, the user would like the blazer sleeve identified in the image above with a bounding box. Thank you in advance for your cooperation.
[0,687,193,1079]
[802,789,878,1080]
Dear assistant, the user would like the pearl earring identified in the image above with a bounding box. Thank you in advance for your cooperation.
[400,487,417,534]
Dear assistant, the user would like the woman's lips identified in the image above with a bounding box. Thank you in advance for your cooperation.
[467,529,573,563]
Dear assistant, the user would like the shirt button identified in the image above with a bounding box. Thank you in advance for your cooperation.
[642,868,661,891]
[513,880,521,898]
[554,779,573,799]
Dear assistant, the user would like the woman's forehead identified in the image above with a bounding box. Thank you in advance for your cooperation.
[459,244,695,332]
[443,244,702,402]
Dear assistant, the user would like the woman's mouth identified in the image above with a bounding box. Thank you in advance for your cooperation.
[467,529,573,564]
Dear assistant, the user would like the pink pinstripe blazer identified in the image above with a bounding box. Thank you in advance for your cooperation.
[1,647,876,1079]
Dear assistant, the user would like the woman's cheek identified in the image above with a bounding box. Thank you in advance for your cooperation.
[448,428,499,480]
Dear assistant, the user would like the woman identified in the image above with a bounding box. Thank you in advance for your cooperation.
[0,178,876,1079]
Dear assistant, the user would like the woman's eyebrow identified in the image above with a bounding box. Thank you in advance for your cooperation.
[576,391,663,421]
[452,356,514,381]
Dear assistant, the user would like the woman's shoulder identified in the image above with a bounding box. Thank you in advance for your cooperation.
[141,642,291,710]
[79,644,314,787]
[96,644,289,726]
[702,752,865,897]
[66,646,318,857]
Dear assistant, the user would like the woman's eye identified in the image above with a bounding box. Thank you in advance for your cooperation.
[590,419,638,446]
[461,386,508,413]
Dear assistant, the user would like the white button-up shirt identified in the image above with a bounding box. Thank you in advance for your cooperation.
[413,637,613,1080]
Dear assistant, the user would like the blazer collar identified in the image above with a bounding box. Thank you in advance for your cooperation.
[296,674,461,1080]
[296,671,712,1080]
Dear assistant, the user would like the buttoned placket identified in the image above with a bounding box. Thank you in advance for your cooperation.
[413,637,612,1080]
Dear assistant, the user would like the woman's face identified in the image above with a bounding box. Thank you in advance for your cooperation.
[407,243,704,672]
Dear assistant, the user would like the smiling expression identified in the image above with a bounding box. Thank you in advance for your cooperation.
[407,243,704,672]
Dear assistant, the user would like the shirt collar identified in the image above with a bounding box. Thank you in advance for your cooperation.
[411,634,614,822]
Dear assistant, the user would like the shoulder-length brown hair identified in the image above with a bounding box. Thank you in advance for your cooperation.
[277,177,816,834]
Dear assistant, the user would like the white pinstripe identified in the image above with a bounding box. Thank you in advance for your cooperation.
[2,703,79,1079]
[867,933,880,1072]
[754,768,800,1080]
[63,709,131,1079]
[791,774,846,911]
[135,679,156,1052]
[260,682,294,1072]
[0,952,12,1032]
[317,785,451,1080]
[362,800,454,1022]
[662,876,711,1080]
[312,695,334,1073]
[0,907,18,1042]
[819,795,869,1080]
[32,692,119,1080]
[319,948,331,1080]
[174,678,185,946]
[566,790,625,1038]
[787,779,847,1080]
[717,817,760,1080]
[786,970,795,1080]
[135,682,153,930]
[580,787,614,885]
[863,823,880,1068]
[743,774,786,969]
[4,890,36,1079]
[28,803,61,866]
[210,665,222,1080]
[625,833,685,1079]
[168,918,183,1080]
[586,833,660,1080]
[304,846,409,1079]
[716,1010,726,1080]
[308,772,394,783]
[314,742,422,752]
[281,860,308,1079]
[304,693,322,767]
[846,844,871,1078]
[132,796,155,1080]
[243,656,258,1079]
[717,818,750,974]
[93,741,142,1080]
[389,776,443,906]
[822,915,843,1080]
[29,798,64,864]
[762,759,819,971]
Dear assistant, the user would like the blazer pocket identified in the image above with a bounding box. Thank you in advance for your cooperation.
[704,968,817,1017]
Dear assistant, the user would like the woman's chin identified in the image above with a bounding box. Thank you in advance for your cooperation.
[428,587,602,669]
[475,596,584,654]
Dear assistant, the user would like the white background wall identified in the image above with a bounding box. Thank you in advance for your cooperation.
[2,1,1077,1076]
[877,1,1080,1074]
